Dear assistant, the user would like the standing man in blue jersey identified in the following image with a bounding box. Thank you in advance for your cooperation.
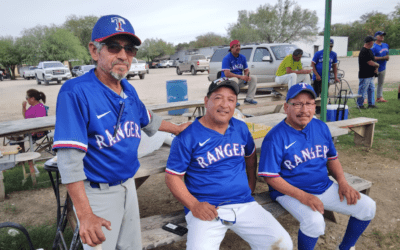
[53,15,189,249]
[371,31,390,103]
[259,83,376,250]
[221,40,258,106]
[165,78,292,250]
[311,39,340,98]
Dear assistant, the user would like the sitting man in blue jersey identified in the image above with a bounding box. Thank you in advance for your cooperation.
[165,78,292,250]
[259,83,376,250]
[53,15,189,249]
[221,40,258,106]
[311,38,340,97]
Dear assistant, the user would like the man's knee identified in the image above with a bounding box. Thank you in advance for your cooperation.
[300,214,325,237]
[353,196,376,221]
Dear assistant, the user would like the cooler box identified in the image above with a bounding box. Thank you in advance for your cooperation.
[326,104,349,121]
[166,80,188,115]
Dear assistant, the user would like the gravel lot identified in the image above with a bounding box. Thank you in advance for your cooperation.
[0,55,399,123]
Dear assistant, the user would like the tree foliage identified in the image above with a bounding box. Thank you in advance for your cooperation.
[227,0,318,43]
[136,38,175,61]
[192,33,229,48]
[63,15,99,48]
[0,36,22,79]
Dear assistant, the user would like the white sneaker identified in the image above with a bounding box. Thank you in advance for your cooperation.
[335,246,355,250]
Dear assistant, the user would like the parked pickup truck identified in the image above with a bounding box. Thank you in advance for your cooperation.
[176,54,209,75]
[127,58,146,80]
[208,43,312,83]
[22,66,37,80]
[35,61,72,85]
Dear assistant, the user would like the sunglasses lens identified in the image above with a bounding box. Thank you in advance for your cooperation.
[124,46,137,56]
[107,44,122,54]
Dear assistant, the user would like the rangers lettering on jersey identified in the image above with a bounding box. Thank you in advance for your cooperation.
[95,120,141,149]
[196,143,246,168]
[284,145,328,170]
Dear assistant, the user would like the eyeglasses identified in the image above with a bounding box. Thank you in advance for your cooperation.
[215,201,236,226]
[287,102,316,109]
[101,43,138,56]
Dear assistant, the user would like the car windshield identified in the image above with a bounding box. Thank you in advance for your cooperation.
[138,60,146,63]
[43,62,64,68]
[83,65,95,71]
[270,45,298,60]
[210,48,252,62]
[29,67,37,70]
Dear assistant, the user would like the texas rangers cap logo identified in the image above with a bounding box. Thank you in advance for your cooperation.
[111,17,125,32]
[300,82,308,89]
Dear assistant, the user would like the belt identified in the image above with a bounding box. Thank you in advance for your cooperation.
[90,178,129,189]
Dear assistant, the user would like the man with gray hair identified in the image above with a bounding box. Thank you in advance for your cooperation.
[275,48,312,90]
[53,14,189,249]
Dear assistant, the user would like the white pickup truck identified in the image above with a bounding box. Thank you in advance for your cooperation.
[22,66,37,80]
[127,58,146,80]
[35,61,72,85]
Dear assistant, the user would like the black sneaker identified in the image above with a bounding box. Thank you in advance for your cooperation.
[367,105,378,109]
[358,105,366,109]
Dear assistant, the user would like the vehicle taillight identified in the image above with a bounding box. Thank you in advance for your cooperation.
[197,61,200,66]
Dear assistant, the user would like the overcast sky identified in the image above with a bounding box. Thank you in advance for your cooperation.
[1,0,398,45]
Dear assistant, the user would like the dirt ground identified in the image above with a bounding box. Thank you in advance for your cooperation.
[1,56,400,249]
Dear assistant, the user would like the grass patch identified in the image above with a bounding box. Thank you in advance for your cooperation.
[335,89,400,160]
[3,160,58,195]
[0,222,76,250]
[371,226,400,249]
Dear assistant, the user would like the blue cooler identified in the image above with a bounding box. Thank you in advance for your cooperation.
[166,80,188,115]
[326,104,349,121]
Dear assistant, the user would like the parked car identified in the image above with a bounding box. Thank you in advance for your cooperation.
[127,58,146,79]
[208,43,312,83]
[35,61,72,85]
[76,65,95,77]
[176,54,209,75]
[139,60,150,74]
[158,60,174,68]
[71,66,81,77]
[21,66,37,80]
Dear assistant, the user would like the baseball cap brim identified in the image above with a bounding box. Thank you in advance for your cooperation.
[95,32,142,46]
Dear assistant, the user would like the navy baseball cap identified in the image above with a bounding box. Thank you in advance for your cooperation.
[91,15,141,46]
[286,83,317,101]
[374,31,386,37]
[207,77,240,96]
[364,36,377,43]
[330,39,334,45]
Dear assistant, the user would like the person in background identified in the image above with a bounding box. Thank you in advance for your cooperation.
[371,31,389,103]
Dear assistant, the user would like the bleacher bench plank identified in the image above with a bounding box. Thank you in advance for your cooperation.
[140,172,372,249]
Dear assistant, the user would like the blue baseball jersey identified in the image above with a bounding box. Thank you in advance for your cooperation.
[53,69,151,183]
[371,43,389,72]
[166,118,256,214]
[312,50,338,81]
[221,53,248,77]
[258,118,337,201]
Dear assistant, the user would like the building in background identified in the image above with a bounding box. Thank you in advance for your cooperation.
[293,36,348,57]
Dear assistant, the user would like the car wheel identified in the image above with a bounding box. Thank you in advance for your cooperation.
[36,75,41,85]
[139,74,145,80]
[176,67,182,75]
[43,75,49,85]
[191,67,197,75]
[0,75,3,81]
[57,80,61,84]
[127,75,131,80]
[166,65,170,68]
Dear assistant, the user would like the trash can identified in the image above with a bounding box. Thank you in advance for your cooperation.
[166,80,188,115]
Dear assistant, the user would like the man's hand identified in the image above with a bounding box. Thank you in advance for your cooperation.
[334,77,340,83]
[79,213,112,247]
[316,75,321,81]
[338,182,361,205]
[299,193,324,214]
[22,101,27,108]
[305,69,312,74]
[385,55,390,61]
[190,201,219,221]
[175,122,191,135]
[242,75,251,82]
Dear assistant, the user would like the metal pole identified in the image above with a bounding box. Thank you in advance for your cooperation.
[320,0,332,122]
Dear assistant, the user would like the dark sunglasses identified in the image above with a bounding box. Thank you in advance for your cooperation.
[101,43,138,56]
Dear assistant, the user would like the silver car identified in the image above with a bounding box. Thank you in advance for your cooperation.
[208,43,312,83]
[76,65,95,77]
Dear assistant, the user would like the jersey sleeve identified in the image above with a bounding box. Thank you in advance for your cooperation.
[166,136,191,176]
[53,91,89,152]
[221,55,231,71]
[333,52,338,64]
[258,134,283,178]
[312,52,319,64]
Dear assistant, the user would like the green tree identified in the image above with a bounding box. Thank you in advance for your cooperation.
[386,3,400,48]
[193,33,229,48]
[227,0,318,43]
[0,36,23,80]
[136,38,175,61]
[63,15,99,48]
[325,21,368,51]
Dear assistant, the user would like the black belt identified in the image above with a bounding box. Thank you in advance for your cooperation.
[90,178,129,189]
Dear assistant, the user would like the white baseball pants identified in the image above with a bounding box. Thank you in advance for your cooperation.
[185,201,293,250]
[276,183,376,238]
[275,73,311,89]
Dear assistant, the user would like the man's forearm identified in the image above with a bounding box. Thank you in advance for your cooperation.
[327,159,347,185]
[165,173,199,210]
[245,151,257,193]
[66,181,93,219]
[311,63,319,78]
[265,176,307,201]
[224,70,242,79]
[333,64,338,78]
